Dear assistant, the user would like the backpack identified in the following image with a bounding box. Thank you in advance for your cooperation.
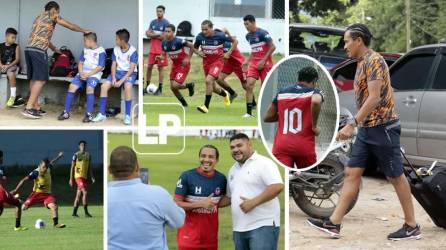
[50,46,76,77]
[176,21,193,37]
[102,48,114,79]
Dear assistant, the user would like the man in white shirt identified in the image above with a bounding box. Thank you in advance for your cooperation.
[219,133,283,250]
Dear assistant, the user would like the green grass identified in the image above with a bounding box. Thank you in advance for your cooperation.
[108,133,285,250]
[143,53,284,126]
[0,205,103,250]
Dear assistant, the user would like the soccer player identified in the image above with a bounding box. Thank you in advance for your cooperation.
[156,24,195,107]
[264,67,323,169]
[175,145,227,250]
[194,20,235,114]
[58,32,106,122]
[0,150,27,231]
[243,15,276,117]
[11,151,66,228]
[93,29,138,125]
[69,140,95,217]
[145,5,169,96]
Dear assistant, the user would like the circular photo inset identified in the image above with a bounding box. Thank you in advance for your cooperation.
[258,54,339,170]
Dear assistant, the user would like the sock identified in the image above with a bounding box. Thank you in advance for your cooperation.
[218,89,227,97]
[73,206,79,215]
[125,100,132,116]
[246,103,253,115]
[225,87,235,95]
[145,81,149,87]
[99,97,107,115]
[158,83,163,91]
[204,95,212,108]
[84,205,89,215]
[53,217,58,226]
[10,87,16,97]
[252,94,257,106]
[63,92,75,113]
[15,218,20,228]
[178,96,187,107]
[86,93,94,114]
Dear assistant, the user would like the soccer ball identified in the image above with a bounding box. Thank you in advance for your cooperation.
[35,219,45,229]
[146,83,158,94]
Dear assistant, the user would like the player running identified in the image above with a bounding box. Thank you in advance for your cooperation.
[11,152,66,228]
[174,145,227,250]
[0,150,27,231]
[69,140,95,217]
[263,67,324,168]
[156,24,195,107]
[194,20,235,114]
[145,5,170,96]
[243,15,276,117]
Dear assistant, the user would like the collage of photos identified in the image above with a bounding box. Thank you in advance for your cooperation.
[1,0,446,250]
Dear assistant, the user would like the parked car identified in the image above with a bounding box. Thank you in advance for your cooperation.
[339,44,446,165]
[289,23,347,70]
[331,52,402,91]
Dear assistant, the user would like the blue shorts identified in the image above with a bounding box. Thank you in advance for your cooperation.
[72,74,100,88]
[106,71,137,85]
[233,226,280,250]
[348,120,403,177]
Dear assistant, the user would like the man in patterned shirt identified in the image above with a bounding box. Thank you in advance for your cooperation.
[307,23,421,241]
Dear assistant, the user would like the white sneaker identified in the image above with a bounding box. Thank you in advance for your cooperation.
[242,113,254,118]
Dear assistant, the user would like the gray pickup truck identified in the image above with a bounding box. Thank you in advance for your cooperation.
[338,44,446,166]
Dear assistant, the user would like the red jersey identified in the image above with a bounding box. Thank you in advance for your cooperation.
[246,28,273,63]
[194,30,232,65]
[148,18,170,54]
[162,37,189,65]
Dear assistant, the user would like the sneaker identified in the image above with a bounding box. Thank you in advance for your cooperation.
[388,223,422,241]
[12,96,26,108]
[37,109,47,116]
[54,224,66,228]
[6,96,15,107]
[82,113,93,123]
[186,82,195,97]
[92,113,107,123]
[123,114,131,125]
[154,87,162,96]
[242,113,254,118]
[58,111,70,121]
[14,226,28,231]
[197,105,209,114]
[307,218,341,238]
[223,90,231,107]
[22,109,42,119]
[229,92,238,103]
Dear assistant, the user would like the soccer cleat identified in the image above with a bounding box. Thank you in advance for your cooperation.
[72,214,79,218]
[388,223,422,241]
[82,113,93,123]
[58,111,70,121]
[12,96,26,108]
[54,224,66,228]
[22,109,42,119]
[14,226,28,231]
[196,105,209,114]
[307,218,341,238]
[223,91,231,107]
[85,213,93,218]
[123,115,131,125]
[229,92,238,103]
[186,82,195,97]
[6,96,15,107]
[242,113,254,118]
[92,113,107,123]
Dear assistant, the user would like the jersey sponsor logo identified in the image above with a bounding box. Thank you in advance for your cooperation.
[176,178,183,188]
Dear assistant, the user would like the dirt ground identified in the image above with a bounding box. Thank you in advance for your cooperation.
[290,176,446,250]
[0,104,136,127]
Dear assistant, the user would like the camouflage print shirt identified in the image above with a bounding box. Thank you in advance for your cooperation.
[354,49,398,127]
[27,11,59,51]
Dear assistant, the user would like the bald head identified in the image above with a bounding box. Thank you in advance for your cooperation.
[109,146,138,179]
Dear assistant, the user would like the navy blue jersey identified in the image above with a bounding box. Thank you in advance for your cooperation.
[149,18,170,54]
[162,37,188,64]
[194,30,232,63]
[273,84,324,104]
[245,28,273,60]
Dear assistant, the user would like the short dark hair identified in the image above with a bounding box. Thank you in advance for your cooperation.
[166,24,176,32]
[230,133,250,142]
[44,1,60,11]
[298,67,319,83]
[243,15,256,23]
[346,23,373,47]
[5,28,17,36]
[156,5,165,11]
[109,146,138,179]
[198,144,219,160]
[201,20,213,28]
[116,29,130,43]
[0,150,3,157]
[84,32,97,42]
[78,140,87,146]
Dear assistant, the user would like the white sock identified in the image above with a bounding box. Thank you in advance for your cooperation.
[10,87,16,97]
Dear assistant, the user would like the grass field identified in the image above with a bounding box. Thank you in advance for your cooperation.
[108,132,285,250]
[0,205,103,250]
[143,53,284,126]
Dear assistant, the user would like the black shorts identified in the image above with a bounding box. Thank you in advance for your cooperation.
[348,120,403,177]
[25,47,49,81]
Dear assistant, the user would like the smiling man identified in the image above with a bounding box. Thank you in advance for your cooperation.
[174,145,227,250]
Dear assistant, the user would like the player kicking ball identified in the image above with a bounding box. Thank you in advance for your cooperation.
[69,140,95,217]
[243,15,276,117]
[174,145,227,250]
[11,152,66,228]
[264,67,323,168]
[156,24,195,107]
[194,20,236,114]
